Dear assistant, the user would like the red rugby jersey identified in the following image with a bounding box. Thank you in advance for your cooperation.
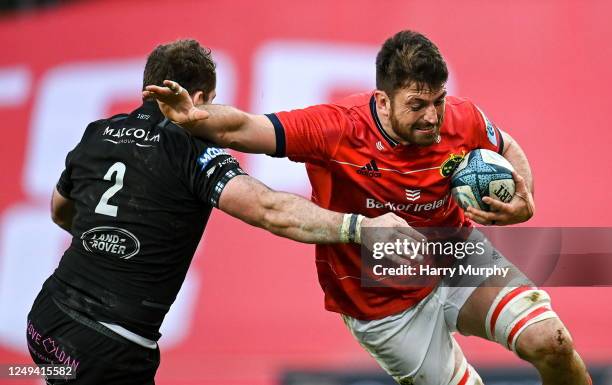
[267,93,503,320]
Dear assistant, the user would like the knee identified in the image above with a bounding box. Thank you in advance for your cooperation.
[516,318,575,368]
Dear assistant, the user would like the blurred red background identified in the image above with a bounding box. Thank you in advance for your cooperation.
[0,0,610,384]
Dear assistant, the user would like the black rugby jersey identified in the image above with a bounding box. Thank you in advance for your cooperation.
[49,100,245,340]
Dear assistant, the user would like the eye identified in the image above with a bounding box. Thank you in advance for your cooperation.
[410,103,423,111]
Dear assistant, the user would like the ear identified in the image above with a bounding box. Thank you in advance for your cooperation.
[191,90,206,105]
[374,90,392,118]
[192,89,217,105]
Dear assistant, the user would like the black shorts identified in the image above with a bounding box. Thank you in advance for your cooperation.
[26,283,160,385]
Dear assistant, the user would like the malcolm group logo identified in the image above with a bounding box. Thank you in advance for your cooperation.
[102,126,160,148]
[356,159,382,178]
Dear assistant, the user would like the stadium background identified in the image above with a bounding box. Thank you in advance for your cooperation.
[0,0,610,383]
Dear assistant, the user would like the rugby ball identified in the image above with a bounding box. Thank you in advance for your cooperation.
[450,149,515,211]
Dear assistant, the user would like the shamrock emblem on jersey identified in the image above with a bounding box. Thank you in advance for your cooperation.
[440,151,466,177]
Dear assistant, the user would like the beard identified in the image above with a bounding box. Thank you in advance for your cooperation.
[389,111,443,147]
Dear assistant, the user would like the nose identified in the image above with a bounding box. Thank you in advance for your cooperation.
[423,104,438,125]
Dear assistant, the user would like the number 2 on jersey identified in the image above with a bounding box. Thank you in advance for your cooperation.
[95,162,126,217]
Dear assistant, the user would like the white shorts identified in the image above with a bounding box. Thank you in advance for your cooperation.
[342,284,470,385]
[343,230,519,385]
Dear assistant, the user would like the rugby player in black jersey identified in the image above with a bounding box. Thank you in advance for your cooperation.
[25,40,412,384]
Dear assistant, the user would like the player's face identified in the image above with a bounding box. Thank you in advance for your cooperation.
[389,85,446,146]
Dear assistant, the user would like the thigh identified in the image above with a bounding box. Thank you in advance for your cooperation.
[442,229,530,338]
[27,288,160,385]
[453,269,529,339]
[343,289,457,385]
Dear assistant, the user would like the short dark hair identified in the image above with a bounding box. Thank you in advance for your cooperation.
[376,30,448,96]
[142,39,216,96]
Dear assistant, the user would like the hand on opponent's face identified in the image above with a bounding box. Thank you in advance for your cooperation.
[143,80,209,127]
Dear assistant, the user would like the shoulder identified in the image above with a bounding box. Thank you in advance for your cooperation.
[445,95,475,112]
[282,92,372,118]
[306,91,374,126]
[94,112,130,127]
[82,112,130,135]
[164,121,225,155]
[77,117,118,142]
[333,92,373,109]
[444,96,481,125]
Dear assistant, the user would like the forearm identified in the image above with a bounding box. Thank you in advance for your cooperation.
[145,82,276,153]
[184,104,275,153]
[185,104,249,145]
[502,131,534,194]
[219,175,360,244]
[257,190,357,244]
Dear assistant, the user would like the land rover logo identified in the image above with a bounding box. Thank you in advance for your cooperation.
[81,226,140,259]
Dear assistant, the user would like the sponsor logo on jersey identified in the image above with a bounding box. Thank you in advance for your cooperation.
[81,226,140,259]
[366,194,449,213]
[375,141,384,151]
[440,151,466,177]
[203,157,239,178]
[102,126,160,147]
[206,165,217,178]
[197,147,229,170]
[219,157,238,166]
[356,159,382,178]
[405,189,421,201]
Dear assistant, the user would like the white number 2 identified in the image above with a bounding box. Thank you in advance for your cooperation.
[95,162,126,217]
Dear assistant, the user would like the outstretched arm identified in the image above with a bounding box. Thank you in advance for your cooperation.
[143,80,276,154]
[218,175,422,246]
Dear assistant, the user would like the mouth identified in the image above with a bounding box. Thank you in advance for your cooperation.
[414,125,436,133]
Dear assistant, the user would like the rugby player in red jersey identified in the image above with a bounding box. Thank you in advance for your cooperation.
[144,31,591,385]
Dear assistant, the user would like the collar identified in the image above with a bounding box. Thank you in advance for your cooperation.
[369,95,399,147]
[137,99,166,124]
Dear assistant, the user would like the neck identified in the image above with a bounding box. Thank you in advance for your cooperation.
[375,103,405,145]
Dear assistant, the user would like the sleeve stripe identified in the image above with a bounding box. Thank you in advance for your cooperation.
[265,113,286,158]
[210,169,246,208]
[474,104,503,154]
[497,127,504,154]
